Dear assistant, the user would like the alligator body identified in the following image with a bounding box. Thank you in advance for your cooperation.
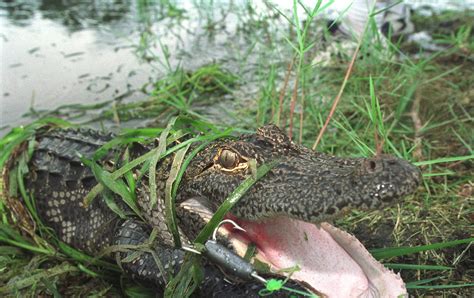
[5,125,421,297]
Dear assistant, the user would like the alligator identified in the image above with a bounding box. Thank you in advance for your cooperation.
[3,124,421,297]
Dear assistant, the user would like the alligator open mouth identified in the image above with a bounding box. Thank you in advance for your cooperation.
[222,215,407,298]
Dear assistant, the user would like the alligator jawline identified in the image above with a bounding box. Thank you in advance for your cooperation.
[222,215,407,298]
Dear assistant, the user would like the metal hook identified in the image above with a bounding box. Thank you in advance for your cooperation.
[181,220,245,255]
[182,246,201,255]
[212,219,246,241]
[251,272,268,284]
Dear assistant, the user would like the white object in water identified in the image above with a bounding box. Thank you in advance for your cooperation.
[338,0,414,38]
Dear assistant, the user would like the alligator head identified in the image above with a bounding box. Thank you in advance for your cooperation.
[177,124,421,297]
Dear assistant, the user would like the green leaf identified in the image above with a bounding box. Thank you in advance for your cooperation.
[0,224,54,256]
[370,238,474,259]
[57,242,118,271]
[414,155,473,166]
[84,158,141,217]
[164,255,203,298]
[0,262,78,293]
[16,145,42,225]
[406,276,443,286]
[408,283,474,289]
[103,190,128,219]
[384,263,452,270]
[164,144,190,248]
[122,148,137,195]
[149,117,178,209]
[0,117,71,169]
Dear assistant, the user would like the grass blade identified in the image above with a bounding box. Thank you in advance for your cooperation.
[384,263,452,270]
[149,117,178,209]
[414,155,473,166]
[370,238,474,260]
[164,144,190,247]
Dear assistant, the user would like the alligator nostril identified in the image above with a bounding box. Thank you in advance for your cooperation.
[365,160,379,173]
[369,161,377,170]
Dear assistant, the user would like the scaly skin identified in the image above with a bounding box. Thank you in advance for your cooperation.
[6,125,421,296]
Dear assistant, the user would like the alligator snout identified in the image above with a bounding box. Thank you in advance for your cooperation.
[354,156,421,209]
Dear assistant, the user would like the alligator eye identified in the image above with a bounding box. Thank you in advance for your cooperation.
[217,149,240,169]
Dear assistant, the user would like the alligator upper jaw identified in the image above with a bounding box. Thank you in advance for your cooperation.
[223,216,407,298]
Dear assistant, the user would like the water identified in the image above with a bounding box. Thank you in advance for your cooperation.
[1,0,281,133]
[1,0,472,134]
[1,1,152,131]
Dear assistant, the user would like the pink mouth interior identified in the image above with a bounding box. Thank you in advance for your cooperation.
[223,215,407,298]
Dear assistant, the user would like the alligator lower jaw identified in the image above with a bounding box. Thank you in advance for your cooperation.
[223,216,407,298]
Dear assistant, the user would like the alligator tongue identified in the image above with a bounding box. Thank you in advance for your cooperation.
[225,216,407,298]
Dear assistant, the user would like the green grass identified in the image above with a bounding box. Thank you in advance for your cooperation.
[1,1,473,297]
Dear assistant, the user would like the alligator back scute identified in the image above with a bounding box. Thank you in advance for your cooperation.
[26,128,121,254]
